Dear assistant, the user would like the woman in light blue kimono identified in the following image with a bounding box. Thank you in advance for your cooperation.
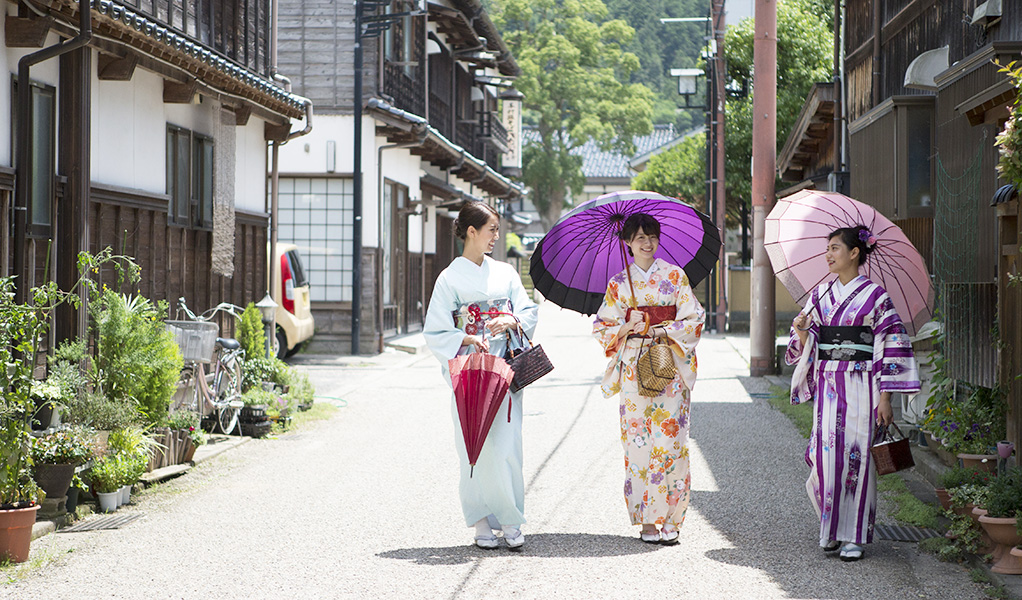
[423,201,539,550]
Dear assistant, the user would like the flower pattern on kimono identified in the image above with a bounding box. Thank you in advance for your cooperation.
[659,280,674,295]
[464,322,478,335]
[651,472,665,485]
[661,418,681,438]
[633,435,647,448]
[625,418,644,438]
[844,446,862,494]
[651,407,671,426]
[624,479,633,496]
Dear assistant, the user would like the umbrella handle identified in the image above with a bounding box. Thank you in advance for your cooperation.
[619,239,638,308]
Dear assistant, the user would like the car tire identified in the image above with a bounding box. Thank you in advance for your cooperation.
[275,329,288,360]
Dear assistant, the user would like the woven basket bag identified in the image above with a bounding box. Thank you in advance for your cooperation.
[636,336,677,397]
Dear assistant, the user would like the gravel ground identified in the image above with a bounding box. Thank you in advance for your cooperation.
[2,302,988,599]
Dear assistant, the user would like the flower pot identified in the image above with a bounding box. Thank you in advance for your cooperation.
[65,487,81,514]
[935,488,952,511]
[119,485,130,506]
[31,399,56,431]
[0,505,40,563]
[958,453,998,473]
[979,515,1022,574]
[96,491,118,513]
[33,463,76,500]
[973,507,1005,561]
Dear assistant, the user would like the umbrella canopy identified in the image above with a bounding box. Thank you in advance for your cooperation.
[530,191,721,315]
[448,352,515,477]
[764,189,934,336]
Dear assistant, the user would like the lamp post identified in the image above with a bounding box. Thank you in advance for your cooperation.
[663,7,726,333]
[256,293,278,359]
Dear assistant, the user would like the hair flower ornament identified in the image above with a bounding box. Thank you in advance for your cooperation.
[858,228,877,248]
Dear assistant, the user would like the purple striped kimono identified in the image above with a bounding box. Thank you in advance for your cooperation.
[784,276,920,546]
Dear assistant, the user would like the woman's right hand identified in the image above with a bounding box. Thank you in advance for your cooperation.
[462,334,489,353]
[622,309,645,336]
[792,313,810,345]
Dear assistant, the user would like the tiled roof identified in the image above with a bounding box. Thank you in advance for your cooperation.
[522,124,679,180]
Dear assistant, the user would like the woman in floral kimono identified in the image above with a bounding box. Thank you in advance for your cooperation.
[592,213,705,545]
[423,201,539,550]
[785,225,920,562]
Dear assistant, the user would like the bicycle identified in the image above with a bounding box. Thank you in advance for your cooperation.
[167,298,246,435]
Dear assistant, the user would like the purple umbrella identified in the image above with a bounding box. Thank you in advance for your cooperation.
[530,191,721,315]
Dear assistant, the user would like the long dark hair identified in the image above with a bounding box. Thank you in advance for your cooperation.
[828,225,876,266]
[454,201,499,240]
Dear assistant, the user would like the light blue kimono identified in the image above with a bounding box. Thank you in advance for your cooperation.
[423,255,539,527]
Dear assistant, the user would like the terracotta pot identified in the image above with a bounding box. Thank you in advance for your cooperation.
[0,505,40,563]
[973,507,1005,561]
[979,515,1022,574]
[958,453,998,473]
[956,504,995,555]
[935,488,952,511]
[33,463,76,499]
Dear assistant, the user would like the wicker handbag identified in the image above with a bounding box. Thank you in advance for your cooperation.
[871,423,915,475]
[504,326,554,393]
[636,332,677,397]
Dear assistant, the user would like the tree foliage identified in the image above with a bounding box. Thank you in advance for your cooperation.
[631,133,706,211]
[492,0,655,229]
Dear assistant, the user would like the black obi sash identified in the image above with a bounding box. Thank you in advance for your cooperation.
[818,326,874,362]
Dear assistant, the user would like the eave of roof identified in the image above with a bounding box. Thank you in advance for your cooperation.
[367,98,523,199]
[777,83,836,182]
[52,0,306,119]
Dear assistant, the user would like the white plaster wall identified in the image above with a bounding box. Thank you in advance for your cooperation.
[2,31,62,168]
[234,118,266,212]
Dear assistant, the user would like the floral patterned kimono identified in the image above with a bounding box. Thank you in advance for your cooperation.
[785,275,920,546]
[593,258,705,529]
[423,256,539,529]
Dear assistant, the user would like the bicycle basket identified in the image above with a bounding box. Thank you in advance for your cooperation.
[165,321,219,363]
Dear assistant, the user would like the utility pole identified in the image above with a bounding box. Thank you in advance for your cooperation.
[749,0,777,376]
[711,0,726,333]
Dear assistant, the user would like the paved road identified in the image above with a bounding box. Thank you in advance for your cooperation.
[5,302,986,599]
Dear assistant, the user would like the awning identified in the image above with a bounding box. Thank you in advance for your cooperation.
[777,83,837,182]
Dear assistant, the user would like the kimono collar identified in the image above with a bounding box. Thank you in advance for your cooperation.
[631,258,663,280]
[831,275,867,300]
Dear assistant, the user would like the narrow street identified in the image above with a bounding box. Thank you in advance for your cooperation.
[5,302,986,599]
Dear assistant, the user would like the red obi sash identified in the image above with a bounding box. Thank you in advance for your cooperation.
[626,305,677,326]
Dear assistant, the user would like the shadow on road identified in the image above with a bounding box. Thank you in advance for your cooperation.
[378,533,660,565]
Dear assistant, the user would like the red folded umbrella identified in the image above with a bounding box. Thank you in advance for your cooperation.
[448,352,515,477]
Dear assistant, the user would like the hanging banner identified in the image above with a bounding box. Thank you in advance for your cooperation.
[501,98,522,170]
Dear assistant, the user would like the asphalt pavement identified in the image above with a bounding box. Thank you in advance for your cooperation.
[3,301,988,599]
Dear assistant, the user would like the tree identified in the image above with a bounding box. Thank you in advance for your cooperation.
[631,132,706,212]
[492,0,655,230]
[629,0,833,228]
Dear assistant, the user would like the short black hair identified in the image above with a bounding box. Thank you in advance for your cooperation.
[618,213,661,243]
[828,225,875,266]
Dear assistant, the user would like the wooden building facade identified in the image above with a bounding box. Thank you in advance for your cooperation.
[3,0,308,341]
[276,0,523,354]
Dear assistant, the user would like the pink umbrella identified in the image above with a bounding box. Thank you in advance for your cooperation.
[764,189,934,336]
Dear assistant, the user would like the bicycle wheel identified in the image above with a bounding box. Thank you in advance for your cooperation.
[215,403,240,435]
[215,352,244,403]
[172,366,199,413]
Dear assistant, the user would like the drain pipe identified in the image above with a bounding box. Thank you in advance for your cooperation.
[267,0,312,356]
[15,0,92,304]
[376,129,427,352]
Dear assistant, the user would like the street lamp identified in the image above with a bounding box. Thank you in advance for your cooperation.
[669,68,704,108]
[255,292,278,358]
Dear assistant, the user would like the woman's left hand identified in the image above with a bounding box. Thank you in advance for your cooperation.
[486,315,518,336]
[876,392,894,426]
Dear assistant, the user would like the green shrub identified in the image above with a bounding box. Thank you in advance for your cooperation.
[31,425,94,465]
[236,302,266,359]
[93,291,184,426]
[939,466,995,490]
[65,391,140,431]
[242,356,290,392]
[89,456,122,494]
[288,370,315,408]
[985,467,1022,518]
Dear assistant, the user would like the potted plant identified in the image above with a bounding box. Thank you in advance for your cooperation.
[937,466,994,511]
[947,483,994,556]
[30,380,63,431]
[979,467,1022,574]
[31,425,94,512]
[89,456,122,513]
[167,411,203,464]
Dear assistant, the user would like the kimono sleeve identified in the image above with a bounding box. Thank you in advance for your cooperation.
[871,293,921,394]
[662,270,705,360]
[423,272,464,364]
[786,287,821,405]
[592,273,629,357]
[507,263,539,337]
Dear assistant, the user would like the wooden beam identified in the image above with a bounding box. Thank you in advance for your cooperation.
[231,105,253,127]
[5,15,54,48]
[98,53,139,81]
[264,122,291,142]
[163,79,198,104]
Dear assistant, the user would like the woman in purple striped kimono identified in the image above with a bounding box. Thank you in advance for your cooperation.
[784,225,920,562]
